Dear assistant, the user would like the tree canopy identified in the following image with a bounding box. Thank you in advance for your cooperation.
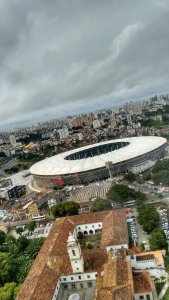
[90,198,112,212]
[149,229,167,251]
[0,231,6,245]
[124,171,136,183]
[151,158,169,185]
[0,235,44,298]
[0,253,16,285]
[106,184,145,203]
[137,201,159,234]
[17,236,29,252]
[51,201,79,218]
[16,227,24,236]
[152,170,169,186]
[0,282,21,300]
[26,220,36,232]
[152,158,169,173]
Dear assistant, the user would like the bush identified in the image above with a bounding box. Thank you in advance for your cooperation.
[86,242,93,249]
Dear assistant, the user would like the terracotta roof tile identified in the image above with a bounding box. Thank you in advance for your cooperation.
[16,210,129,300]
[133,272,153,294]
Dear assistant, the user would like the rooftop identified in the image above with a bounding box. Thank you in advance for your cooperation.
[30,136,167,176]
[136,250,165,265]
[133,272,153,294]
[17,210,128,300]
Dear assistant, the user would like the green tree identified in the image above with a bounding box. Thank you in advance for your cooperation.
[16,237,29,252]
[25,238,44,259]
[51,201,79,218]
[0,253,16,285]
[16,227,23,236]
[152,158,169,173]
[137,203,159,234]
[26,220,36,233]
[143,172,151,181]
[50,203,66,218]
[13,284,21,299]
[91,198,112,212]
[106,184,145,203]
[149,229,167,251]
[64,201,79,216]
[86,242,93,249]
[0,231,6,245]
[0,282,18,300]
[152,170,169,186]
[5,235,16,245]
[15,256,34,284]
[124,171,136,183]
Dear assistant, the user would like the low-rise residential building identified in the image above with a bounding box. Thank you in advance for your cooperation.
[127,250,167,278]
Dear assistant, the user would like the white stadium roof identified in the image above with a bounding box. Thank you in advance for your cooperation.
[30,136,167,176]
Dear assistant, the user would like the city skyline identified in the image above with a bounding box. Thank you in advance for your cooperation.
[0,0,169,128]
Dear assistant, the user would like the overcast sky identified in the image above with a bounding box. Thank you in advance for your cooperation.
[0,0,169,128]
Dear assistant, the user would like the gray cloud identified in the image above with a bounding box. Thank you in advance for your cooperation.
[0,0,169,128]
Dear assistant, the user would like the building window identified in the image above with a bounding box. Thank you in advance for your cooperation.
[139,296,144,300]
[146,295,150,300]
[63,278,66,281]
[88,281,93,288]
[87,275,90,278]
[72,250,76,256]
[80,283,83,288]
[72,283,75,289]
[77,268,79,270]
[71,277,74,280]
[79,276,81,279]
[78,227,81,229]
[63,284,68,290]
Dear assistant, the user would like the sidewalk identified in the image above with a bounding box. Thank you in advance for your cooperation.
[158,282,169,300]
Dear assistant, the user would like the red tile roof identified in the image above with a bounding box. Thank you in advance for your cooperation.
[16,210,129,300]
[133,272,153,294]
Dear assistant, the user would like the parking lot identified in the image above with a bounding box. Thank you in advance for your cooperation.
[126,208,149,246]
[126,216,138,244]
[158,207,169,239]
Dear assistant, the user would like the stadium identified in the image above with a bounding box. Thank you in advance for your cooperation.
[30,136,167,188]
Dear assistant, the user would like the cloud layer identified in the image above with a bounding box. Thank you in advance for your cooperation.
[0,0,169,128]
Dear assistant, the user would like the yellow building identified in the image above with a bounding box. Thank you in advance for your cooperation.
[22,200,39,219]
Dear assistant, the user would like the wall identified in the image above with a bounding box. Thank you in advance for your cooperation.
[134,292,153,300]
[73,222,102,236]
[52,272,97,300]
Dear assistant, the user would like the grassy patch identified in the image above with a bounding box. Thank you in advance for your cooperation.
[163,288,169,300]
[79,232,101,250]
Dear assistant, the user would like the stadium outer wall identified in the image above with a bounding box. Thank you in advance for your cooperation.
[31,141,167,189]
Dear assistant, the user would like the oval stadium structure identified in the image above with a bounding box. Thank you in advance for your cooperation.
[30,136,167,188]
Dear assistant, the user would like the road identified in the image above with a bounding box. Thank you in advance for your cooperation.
[0,158,18,176]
